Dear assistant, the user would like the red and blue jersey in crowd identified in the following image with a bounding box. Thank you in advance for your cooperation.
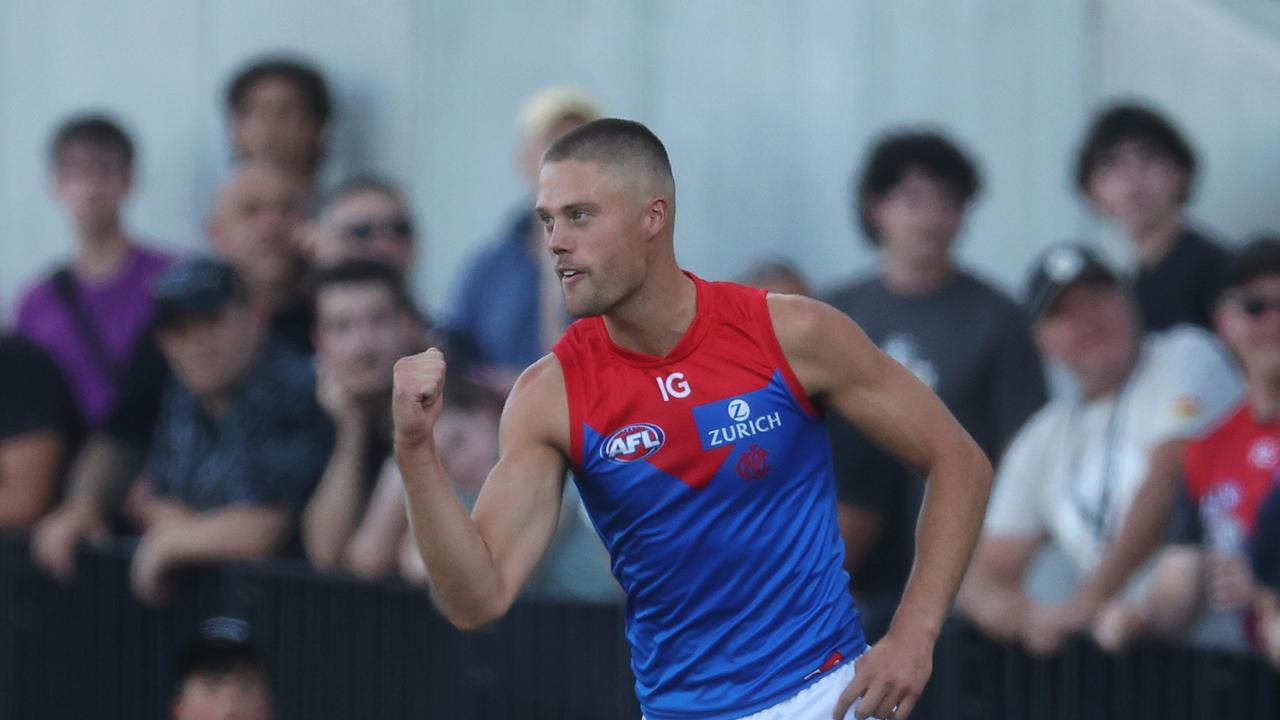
[552,273,866,720]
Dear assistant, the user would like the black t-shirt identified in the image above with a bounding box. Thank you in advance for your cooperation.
[827,418,921,600]
[272,298,316,356]
[1134,229,1230,332]
[0,335,80,443]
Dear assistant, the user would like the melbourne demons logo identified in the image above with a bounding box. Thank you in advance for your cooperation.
[601,423,666,463]
[737,444,771,481]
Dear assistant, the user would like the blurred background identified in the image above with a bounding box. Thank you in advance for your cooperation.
[4,0,1280,314]
[6,1,1280,718]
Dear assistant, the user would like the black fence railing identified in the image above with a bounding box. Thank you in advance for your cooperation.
[2,533,1277,719]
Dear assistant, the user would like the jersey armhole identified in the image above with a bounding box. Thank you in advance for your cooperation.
[753,291,820,418]
[551,344,584,471]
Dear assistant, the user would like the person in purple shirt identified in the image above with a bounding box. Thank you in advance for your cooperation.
[15,114,174,428]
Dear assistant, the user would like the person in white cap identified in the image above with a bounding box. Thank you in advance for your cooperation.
[957,243,1242,655]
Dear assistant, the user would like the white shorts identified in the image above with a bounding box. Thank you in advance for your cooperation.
[735,659,880,720]
[643,656,886,720]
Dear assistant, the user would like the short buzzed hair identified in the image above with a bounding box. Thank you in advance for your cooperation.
[541,118,674,194]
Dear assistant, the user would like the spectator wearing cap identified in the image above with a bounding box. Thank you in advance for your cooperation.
[15,113,175,429]
[225,55,332,199]
[172,618,273,720]
[1251,488,1280,668]
[32,165,320,583]
[446,86,601,393]
[302,261,422,577]
[128,258,332,605]
[824,130,1046,642]
[957,244,1242,655]
[1076,103,1230,332]
[1090,238,1280,654]
[0,335,79,527]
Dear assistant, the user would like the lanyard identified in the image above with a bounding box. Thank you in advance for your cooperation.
[1063,377,1136,543]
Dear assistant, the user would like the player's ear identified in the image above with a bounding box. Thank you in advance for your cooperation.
[643,196,669,238]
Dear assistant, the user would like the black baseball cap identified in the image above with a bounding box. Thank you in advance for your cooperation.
[152,258,247,328]
[175,617,266,684]
[1024,244,1120,321]
[1222,236,1280,293]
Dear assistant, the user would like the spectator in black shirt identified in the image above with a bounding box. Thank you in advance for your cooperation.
[1077,103,1230,332]
[0,335,79,528]
[302,261,420,577]
[127,259,332,604]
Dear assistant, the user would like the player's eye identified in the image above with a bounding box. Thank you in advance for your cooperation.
[570,210,588,222]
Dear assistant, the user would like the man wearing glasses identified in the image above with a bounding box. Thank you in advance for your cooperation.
[303,177,418,277]
[957,244,1242,655]
[1090,238,1280,654]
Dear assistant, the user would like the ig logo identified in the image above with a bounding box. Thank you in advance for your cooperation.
[656,372,691,402]
[727,399,751,422]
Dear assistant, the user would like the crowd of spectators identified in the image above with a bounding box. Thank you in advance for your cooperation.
[2,53,1279,673]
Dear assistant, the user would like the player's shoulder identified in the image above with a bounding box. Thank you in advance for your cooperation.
[510,353,567,404]
[501,353,571,449]
[766,292,865,347]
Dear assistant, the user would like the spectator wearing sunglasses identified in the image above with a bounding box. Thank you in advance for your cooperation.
[446,86,600,394]
[1091,238,1280,654]
[1076,103,1229,332]
[304,176,416,276]
[957,244,1241,656]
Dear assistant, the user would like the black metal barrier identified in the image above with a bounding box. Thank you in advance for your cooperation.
[2,533,1278,719]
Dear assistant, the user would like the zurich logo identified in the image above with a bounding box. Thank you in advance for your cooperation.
[727,399,751,422]
[601,423,666,463]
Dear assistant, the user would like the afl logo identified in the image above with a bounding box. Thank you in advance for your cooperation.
[602,423,666,463]
[727,399,751,422]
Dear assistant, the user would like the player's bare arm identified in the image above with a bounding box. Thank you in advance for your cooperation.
[768,293,994,720]
[392,348,569,630]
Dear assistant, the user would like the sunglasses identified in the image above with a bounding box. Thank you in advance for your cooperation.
[1239,295,1280,318]
[342,216,414,243]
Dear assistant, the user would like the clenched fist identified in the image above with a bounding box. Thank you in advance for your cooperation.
[393,348,447,448]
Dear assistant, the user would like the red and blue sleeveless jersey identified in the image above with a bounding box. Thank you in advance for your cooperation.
[552,274,865,719]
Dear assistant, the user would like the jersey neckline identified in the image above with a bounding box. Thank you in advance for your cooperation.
[590,271,713,368]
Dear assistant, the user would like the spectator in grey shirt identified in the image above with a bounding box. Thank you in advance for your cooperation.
[825,130,1047,641]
